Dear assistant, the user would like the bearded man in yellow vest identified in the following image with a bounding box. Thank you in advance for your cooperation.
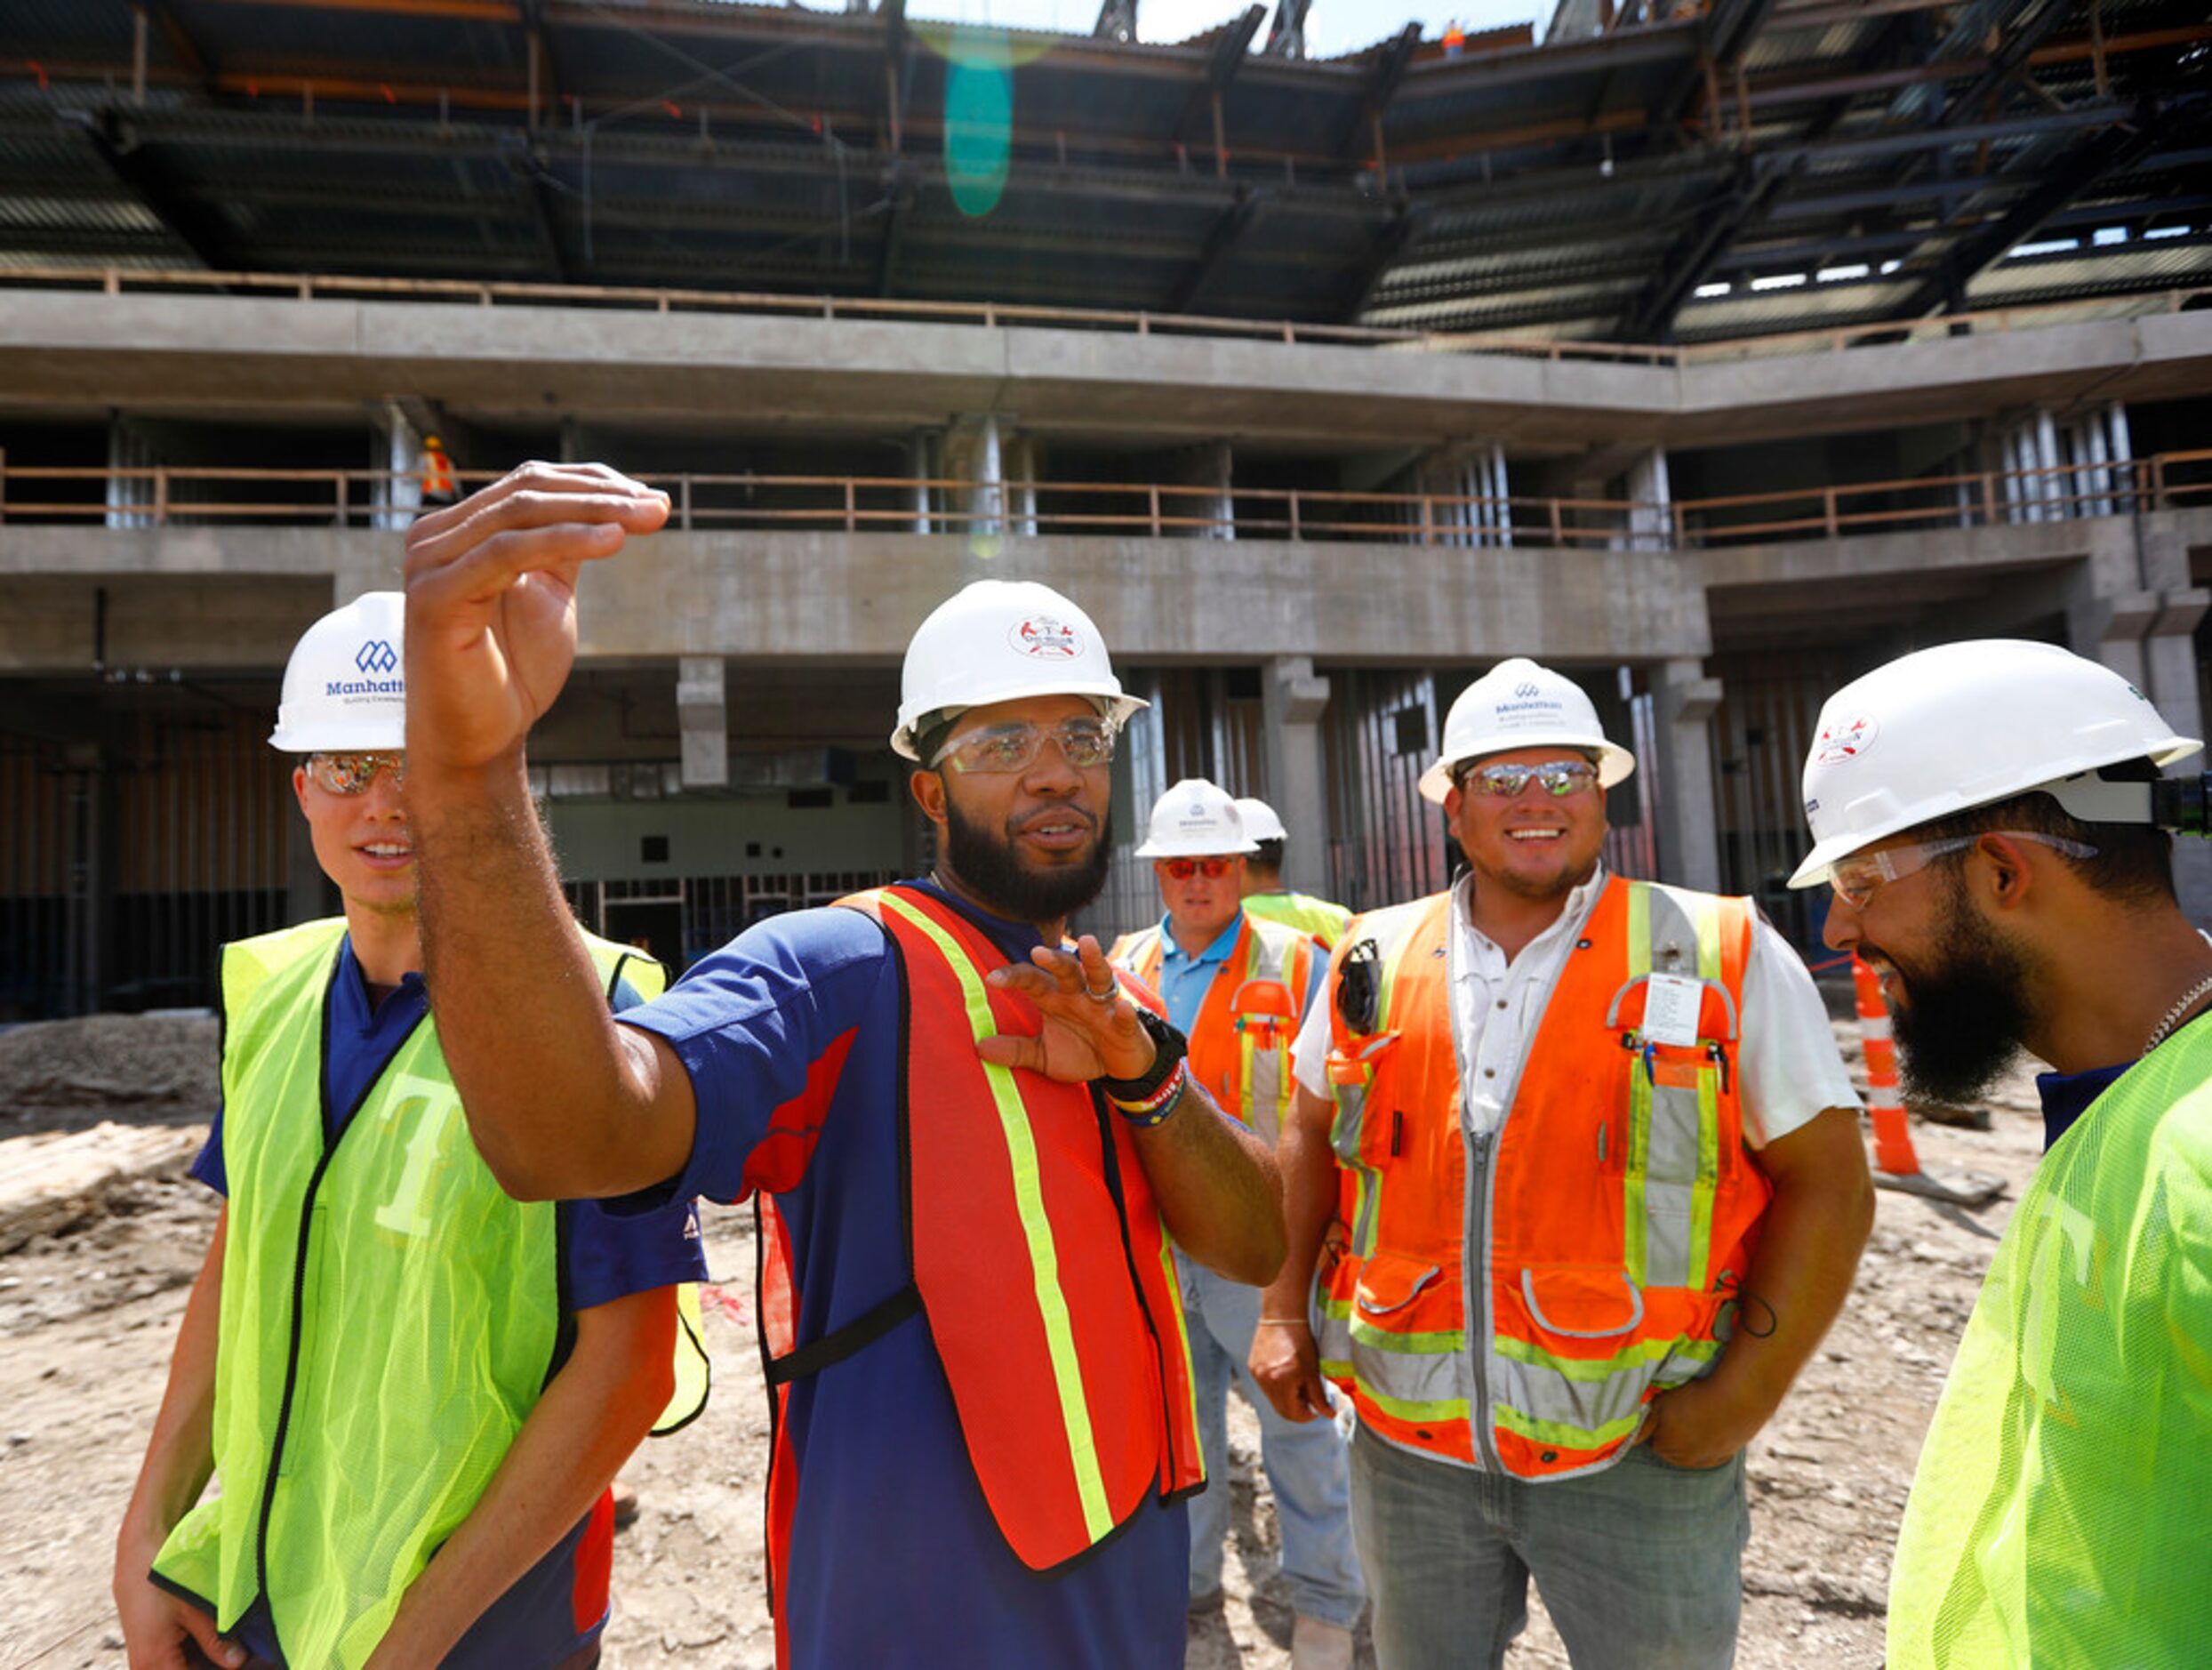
[1110,779,1363,1670]
[1791,640,2212,1670]
[1252,657,1874,1669]
[393,459,1286,1670]
[113,593,707,1670]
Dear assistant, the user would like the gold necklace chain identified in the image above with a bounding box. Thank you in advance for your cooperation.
[2142,973,2212,1056]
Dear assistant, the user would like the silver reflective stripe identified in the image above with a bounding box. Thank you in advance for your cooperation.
[1351,1333,1471,1407]
[1488,1347,1693,1436]
[1639,887,1707,1289]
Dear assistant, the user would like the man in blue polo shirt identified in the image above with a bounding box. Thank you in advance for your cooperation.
[397,463,1286,1669]
[1111,779,1359,1669]
[114,593,705,1670]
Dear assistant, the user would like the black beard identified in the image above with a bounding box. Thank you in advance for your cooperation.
[942,791,1110,925]
[1882,881,2036,1106]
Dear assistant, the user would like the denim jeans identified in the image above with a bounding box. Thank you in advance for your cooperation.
[1348,1420,1748,1669]
[1181,1257,1366,1629]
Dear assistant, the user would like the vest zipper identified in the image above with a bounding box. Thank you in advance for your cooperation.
[1447,887,1507,1474]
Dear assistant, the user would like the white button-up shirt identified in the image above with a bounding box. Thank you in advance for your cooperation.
[1291,866,1858,1148]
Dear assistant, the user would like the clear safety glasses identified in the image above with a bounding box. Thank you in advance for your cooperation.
[1159,857,1236,880]
[932,717,1118,775]
[1457,759,1599,799]
[1829,831,2097,909]
[307,751,407,796]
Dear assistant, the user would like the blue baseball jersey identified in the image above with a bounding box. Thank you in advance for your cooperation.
[192,937,705,1666]
[616,879,1190,1670]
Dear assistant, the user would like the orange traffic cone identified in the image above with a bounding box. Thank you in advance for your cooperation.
[1852,955,2004,1205]
[1852,956,1919,1176]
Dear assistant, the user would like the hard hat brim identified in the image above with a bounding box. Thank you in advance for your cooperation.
[1135,835,1261,858]
[1419,739,1636,805]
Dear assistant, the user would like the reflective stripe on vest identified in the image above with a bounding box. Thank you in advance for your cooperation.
[823,887,1205,1573]
[1108,915,1314,1144]
[1315,877,1765,1479]
[154,922,694,1667]
[1887,1024,2212,1670]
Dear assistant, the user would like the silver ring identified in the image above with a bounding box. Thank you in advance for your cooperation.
[1084,976,1118,1004]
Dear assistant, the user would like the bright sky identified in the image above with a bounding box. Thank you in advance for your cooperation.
[902,1,1555,58]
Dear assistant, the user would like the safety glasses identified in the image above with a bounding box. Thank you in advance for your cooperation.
[1457,759,1599,799]
[1158,857,1236,880]
[1829,831,2097,908]
[306,751,406,796]
[932,717,1117,775]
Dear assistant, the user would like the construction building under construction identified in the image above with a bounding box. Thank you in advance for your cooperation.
[1,0,2208,1016]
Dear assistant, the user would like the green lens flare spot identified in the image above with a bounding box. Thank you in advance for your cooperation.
[945,57,1012,219]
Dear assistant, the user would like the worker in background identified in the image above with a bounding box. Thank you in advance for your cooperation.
[1791,639,2212,1670]
[1110,780,1363,1670]
[419,433,458,509]
[1250,656,1872,1669]
[397,465,1286,1670]
[1237,795,1353,948]
[113,592,706,1670]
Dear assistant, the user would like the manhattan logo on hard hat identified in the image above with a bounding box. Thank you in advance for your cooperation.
[327,636,404,699]
[357,638,398,676]
[1812,714,1877,766]
[1010,615,1083,660]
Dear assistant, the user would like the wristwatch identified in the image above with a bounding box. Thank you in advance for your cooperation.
[1095,1007,1187,1103]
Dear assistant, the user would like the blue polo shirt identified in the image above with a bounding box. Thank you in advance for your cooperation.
[1150,911,1329,1035]
[616,879,1189,1670]
[190,936,705,1667]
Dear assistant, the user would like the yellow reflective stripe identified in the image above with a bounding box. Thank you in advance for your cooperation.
[1689,895,1723,1290]
[1359,1384,1471,1425]
[1492,1331,1720,1381]
[1157,1240,1204,1484]
[1348,1317,1467,1353]
[1494,1401,1645,1450]
[1692,893,1722,983]
[875,891,1115,1544]
[1238,1031,1257,1126]
[1623,884,1653,1289]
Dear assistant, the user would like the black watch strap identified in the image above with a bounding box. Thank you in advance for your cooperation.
[1096,1008,1186,1102]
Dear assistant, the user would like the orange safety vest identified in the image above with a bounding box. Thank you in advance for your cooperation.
[420,443,456,502]
[763,884,1205,1578]
[1108,913,1315,1145]
[1314,875,1769,1480]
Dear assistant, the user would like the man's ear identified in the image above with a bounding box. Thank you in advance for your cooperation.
[292,763,312,816]
[910,767,947,828]
[1974,831,2036,911]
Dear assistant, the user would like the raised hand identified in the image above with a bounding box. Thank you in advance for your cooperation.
[402,463,669,774]
[979,936,1158,1083]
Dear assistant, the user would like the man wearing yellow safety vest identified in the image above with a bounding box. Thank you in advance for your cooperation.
[1237,795,1355,949]
[393,462,1286,1670]
[113,592,707,1670]
[1110,779,1363,1670]
[1790,639,2212,1670]
[1251,656,1873,1668]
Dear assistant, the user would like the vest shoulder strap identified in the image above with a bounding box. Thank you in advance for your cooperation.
[578,929,668,1002]
[220,918,348,1023]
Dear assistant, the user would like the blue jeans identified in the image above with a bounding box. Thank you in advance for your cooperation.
[1181,1257,1366,1629]
[1348,1421,1748,1669]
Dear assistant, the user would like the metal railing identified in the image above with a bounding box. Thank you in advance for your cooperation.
[1,262,2203,369]
[3,452,2206,548]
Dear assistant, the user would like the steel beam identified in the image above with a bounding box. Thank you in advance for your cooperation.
[57,109,233,271]
[1341,23,1422,159]
[1173,5,1263,143]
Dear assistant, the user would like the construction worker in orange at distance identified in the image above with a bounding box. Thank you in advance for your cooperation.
[1236,796,1354,950]
[1250,657,1873,1670]
[1442,20,1466,58]
[1110,780,1362,1670]
[419,433,458,509]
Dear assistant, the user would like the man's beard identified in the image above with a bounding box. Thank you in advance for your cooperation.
[942,795,1110,924]
[1881,880,2036,1106]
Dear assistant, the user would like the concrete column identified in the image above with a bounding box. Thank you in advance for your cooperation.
[2134,515,2212,923]
[1650,658,1723,894]
[1194,440,1234,540]
[1626,446,1671,552]
[1006,434,1039,537]
[1260,655,1332,892]
[372,402,421,532]
[677,655,729,790]
[967,413,1004,536]
[910,430,934,534]
[105,415,155,531]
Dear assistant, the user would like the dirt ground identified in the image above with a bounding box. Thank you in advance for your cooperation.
[1,1010,2044,1670]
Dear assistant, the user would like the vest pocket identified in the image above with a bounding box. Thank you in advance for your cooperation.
[1517,1265,1645,1340]
[1354,1252,1441,1319]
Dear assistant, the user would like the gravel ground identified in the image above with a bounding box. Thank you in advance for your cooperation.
[0,1013,2043,1669]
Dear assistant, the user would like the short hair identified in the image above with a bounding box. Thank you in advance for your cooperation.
[1915,758,2174,905]
[913,713,958,770]
[1250,838,1286,870]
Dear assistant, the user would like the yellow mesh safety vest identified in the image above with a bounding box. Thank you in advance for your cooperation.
[152,919,703,1668]
[1243,889,1354,951]
[1887,1023,2212,1669]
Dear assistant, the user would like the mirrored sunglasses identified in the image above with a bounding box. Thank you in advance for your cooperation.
[1160,857,1236,879]
[307,751,406,796]
[1459,759,1599,799]
[932,717,1117,775]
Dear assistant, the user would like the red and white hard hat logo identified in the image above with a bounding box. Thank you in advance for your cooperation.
[1813,714,1878,765]
[1010,615,1083,660]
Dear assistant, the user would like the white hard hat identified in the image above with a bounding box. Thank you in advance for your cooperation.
[891,579,1147,760]
[1136,778,1258,858]
[269,591,406,753]
[1420,658,1635,804]
[1235,797,1288,843]
[1788,638,2200,889]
